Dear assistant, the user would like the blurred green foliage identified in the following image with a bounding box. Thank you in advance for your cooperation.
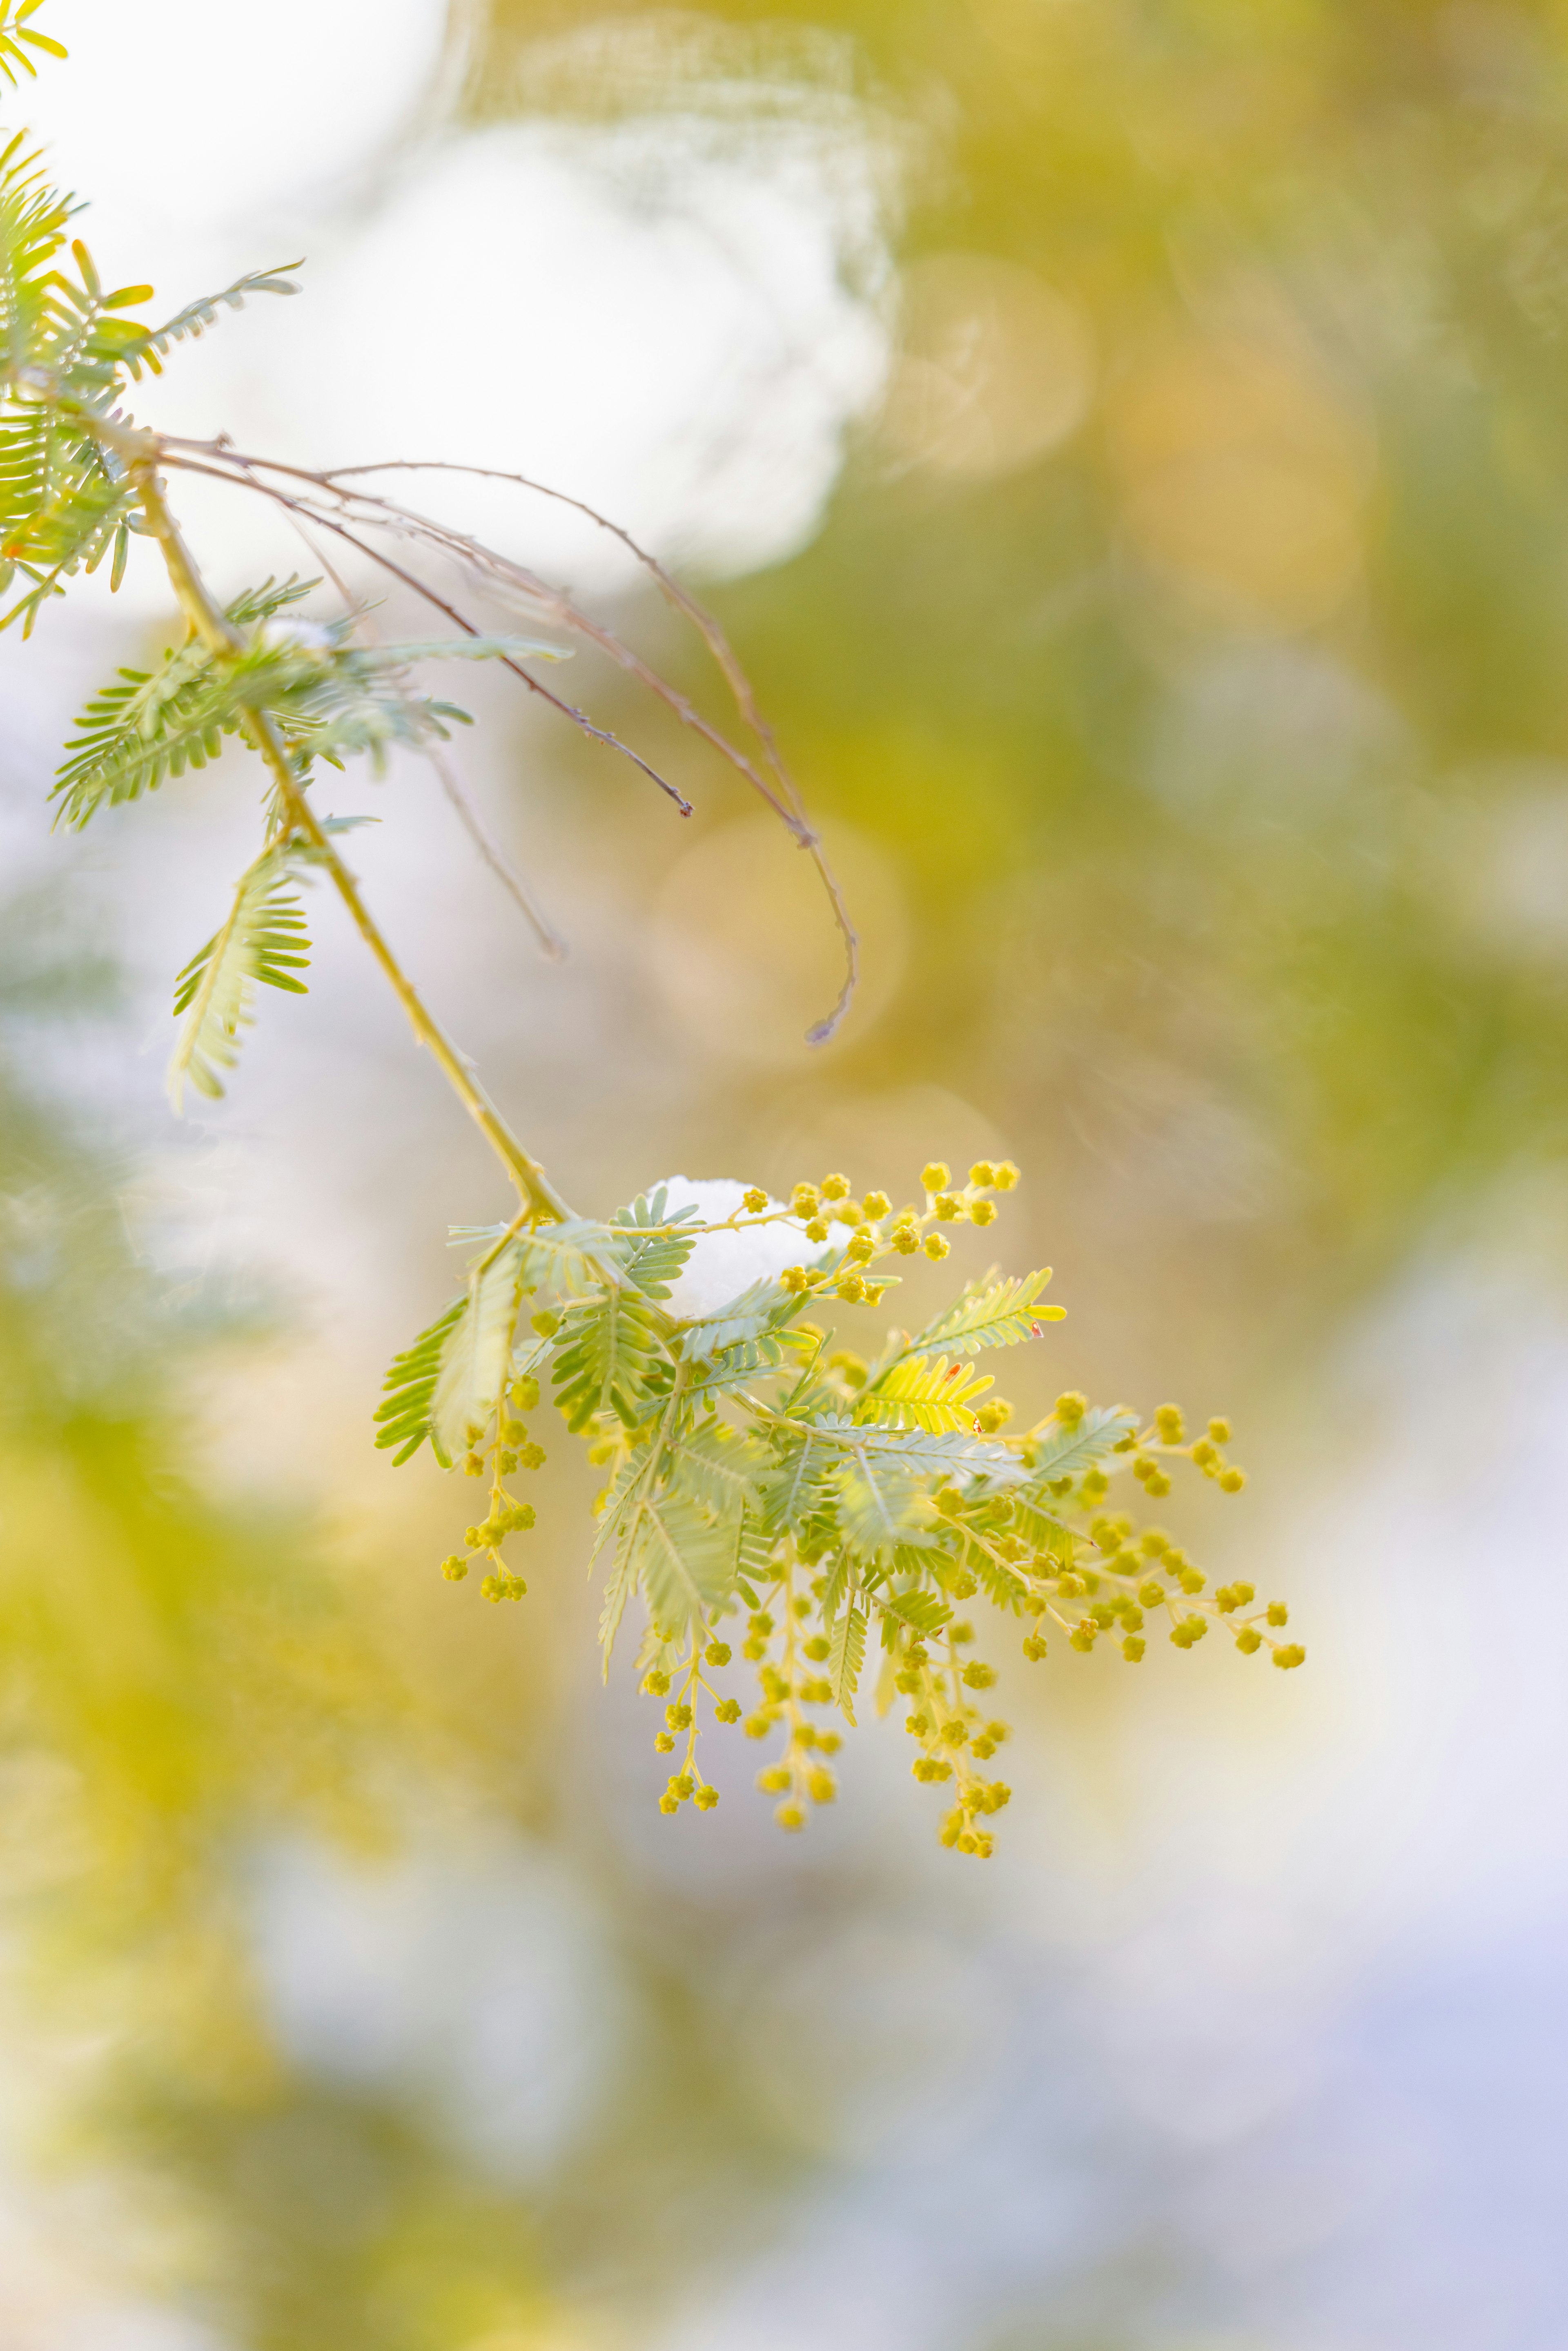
[481,0,1568,1350]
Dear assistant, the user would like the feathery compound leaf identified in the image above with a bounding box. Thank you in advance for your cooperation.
[53,644,236,823]
[906,1267,1064,1357]
[755,1432,833,1536]
[880,1587,952,1639]
[1027,1406,1138,1485]
[53,583,314,823]
[374,1297,466,1467]
[121,261,303,379]
[730,1504,776,1600]
[633,1491,738,1639]
[552,1282,670,1431]
[608,1185,699,1300]
[854,1353,995,1433]
[519,1216,627,1298]
[432,1239,526,1460]
[808,1419,1028,1486]
[166,853,309,1111]
[679,1275,804,1361]
[833,1447,929,1561]
[668,1420,770,1518]
[598,1524,641,1670]
[828,1603,866,1723]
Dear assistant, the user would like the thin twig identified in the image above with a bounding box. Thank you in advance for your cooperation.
[161,453,695,816]
[426,742,566,961]
[255,475,568,962]
[158,436,860,1041]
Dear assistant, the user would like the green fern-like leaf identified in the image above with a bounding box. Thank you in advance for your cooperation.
[755,1434,834,1535]
[431,1239,527,1461]
[668,1420,769,1518]
[879,1587,952,1639]
[729,1504,775,1603]
[632,1490,738,1639]
[1027,1406,1138,1486]
[905,1267,1063,1359]
[828,1603,866,1722]
[608,1185,699,1299]
[166,854,310,1110]
[120,260,303,379]
[54,646,241,823]
[807,1417,1027,1486]
[552,1282,669,1431]
[374,1298,466,1467]
[833,1446,929,1561]
[679,1274,808,1361]
[518,1216,628,1298]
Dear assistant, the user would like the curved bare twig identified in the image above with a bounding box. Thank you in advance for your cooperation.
[159,436,859,1043]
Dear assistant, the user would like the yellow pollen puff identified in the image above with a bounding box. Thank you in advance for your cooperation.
[776,1803,806,1831]
[975,1400,1012,1433]
[862,1191,890,1218]
[934,1193,962,1221]
[970,1199,997,1226]
[1273,1644,1306,1669]
[924,1233,951,1260]
[893,1228,921,1255]
[993,1160,1020,1189]
[968,1161,996,1187]
[1267,1602,1289,1626]
[821,1172,850,1201]
[1154,1404,1184,1442]
[781,1266,809,1294]
[805,1219,828,1242]
[742,1187,768,1214]
[922,1162,950,1192]
[1219,1468,1247,1493]
[1055,1391,1087,1426]
[1207,1417,1232,1444]
[695,1784,720,1809]
[806,1768,836,1804]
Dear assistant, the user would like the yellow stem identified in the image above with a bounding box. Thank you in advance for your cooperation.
[132,463,570,1221]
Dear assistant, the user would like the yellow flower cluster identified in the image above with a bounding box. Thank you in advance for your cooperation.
[433,1373,548,1600]
[422,1149,1303,1859]
[777,1159,1021,1307]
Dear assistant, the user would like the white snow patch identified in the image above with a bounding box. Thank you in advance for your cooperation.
[650,1175,821,1322]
